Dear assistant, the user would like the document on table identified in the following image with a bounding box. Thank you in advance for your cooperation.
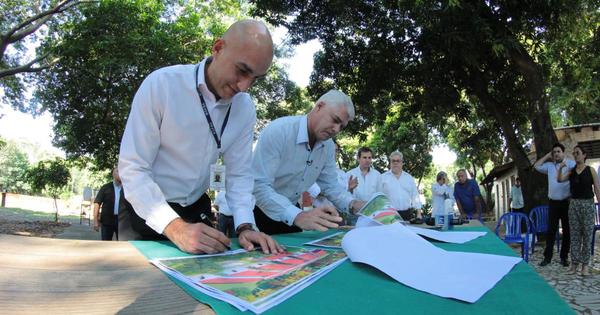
[355,194,486,244]
[151,246,347,314]
[341,223,521,303]
[304,231,345,249]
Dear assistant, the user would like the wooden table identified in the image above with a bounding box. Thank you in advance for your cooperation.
[0,234,213,314]
[0,220,487,314]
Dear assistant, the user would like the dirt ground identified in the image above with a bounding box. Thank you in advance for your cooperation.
[0,219,71,237]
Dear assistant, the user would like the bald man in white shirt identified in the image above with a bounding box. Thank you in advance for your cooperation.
[119,20,282,255]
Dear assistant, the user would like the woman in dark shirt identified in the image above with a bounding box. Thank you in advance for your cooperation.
[558,145,600,276]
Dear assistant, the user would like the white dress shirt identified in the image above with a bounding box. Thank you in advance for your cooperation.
[378,170,422,211]
[253,115,354,226]
[347,166,381,201]
[119,58,255,234]
[535,159,576,200]
[431,182,453,216]
[510,186,524,209]
[113,183,122,215]
[215,191,232,216]
[336,169,349,189]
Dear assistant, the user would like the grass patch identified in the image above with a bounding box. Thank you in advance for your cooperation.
[0,207,80,222]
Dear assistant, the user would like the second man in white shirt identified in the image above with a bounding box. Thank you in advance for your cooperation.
[252,90,367,234]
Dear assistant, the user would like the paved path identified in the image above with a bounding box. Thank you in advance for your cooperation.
[517,244,600,315]
[55,223,99,240]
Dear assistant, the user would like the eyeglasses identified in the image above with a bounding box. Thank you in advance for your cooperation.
[391,159,402,163]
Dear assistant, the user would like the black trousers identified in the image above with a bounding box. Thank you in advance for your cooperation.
[218,213,235,238]
[254,205,302,235]
[101,215,118,241]
[398,209,416,221]
[129,193,213,240]
[544,198,570,261]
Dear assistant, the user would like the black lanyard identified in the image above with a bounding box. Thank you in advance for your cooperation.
[195,64,231,151]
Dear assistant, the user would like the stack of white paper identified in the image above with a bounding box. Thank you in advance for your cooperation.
[151,246,347,314]
[342,223,521,303]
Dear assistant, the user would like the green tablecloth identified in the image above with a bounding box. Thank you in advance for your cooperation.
[131,226,574,315]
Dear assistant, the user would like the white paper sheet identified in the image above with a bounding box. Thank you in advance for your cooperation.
[341,223,521,303]
[407,226,487,244]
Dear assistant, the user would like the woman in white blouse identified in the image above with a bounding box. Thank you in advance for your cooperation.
[431,171,454,218]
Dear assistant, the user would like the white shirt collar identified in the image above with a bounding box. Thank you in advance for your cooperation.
[296,115,324,149]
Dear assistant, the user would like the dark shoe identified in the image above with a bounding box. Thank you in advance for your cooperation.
[539,259,551,266]
[560,259,570,267]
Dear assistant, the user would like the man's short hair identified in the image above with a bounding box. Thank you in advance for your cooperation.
[456,169,467,177]
[357,147,373,159]
[552,143,565,152]
[389,150,403,161]
[317,90,355,121]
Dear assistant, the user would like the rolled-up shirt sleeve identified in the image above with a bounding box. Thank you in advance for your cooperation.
[253,124,301,226]
[118,72,179,234]
[410,176,422,209]
[535,162,549,174]
[224,100,256,229]
[318,146,353,213]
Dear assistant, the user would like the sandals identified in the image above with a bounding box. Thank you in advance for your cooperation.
[581,267,590,276]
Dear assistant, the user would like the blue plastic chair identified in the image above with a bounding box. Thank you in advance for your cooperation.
[592,203,599,255]
[495,212,531,262]
[529,205,560,256]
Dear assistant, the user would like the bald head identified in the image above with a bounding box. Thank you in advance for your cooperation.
[206,19,274,100]
[223,19,273,56]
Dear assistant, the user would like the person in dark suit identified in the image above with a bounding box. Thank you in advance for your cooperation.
[94,167,131,241]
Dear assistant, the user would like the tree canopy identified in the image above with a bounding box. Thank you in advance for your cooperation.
[252,0,600,207]
[0,140,31,193]
[25,157,70,221]
[0,0,90,110]
[33,0,308,170]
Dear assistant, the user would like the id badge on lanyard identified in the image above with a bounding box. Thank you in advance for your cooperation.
[195,63,231,191]
[210,152,226,191]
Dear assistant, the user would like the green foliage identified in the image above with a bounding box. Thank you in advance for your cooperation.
[35,0,203,170]
[252,0,600,209]
[251,63,313,124]
[26,157,71,198]
[0,140,31,193]
[546,6,600,125]
[0,0,86,110]
[25,157,71,221]
[368,106,434,182]
[30,0,305,170]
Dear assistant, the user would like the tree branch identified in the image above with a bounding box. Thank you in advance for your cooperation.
[5,0,79,42]
[0,52,53,78]
[1,0,95,59]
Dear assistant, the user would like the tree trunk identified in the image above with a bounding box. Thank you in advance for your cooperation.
[468,71,548,215]
[53,196,59,222]
[509,46,557,211]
